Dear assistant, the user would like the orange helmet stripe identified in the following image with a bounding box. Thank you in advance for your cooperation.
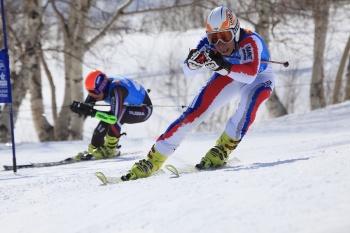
[206,23,214,33]
[219,10,231,31]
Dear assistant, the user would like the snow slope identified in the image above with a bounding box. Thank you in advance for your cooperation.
[0,101,349,233]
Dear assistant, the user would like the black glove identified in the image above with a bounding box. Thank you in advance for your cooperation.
[186,49,206,70]
[70,101,97,117]
[204,50,232,75]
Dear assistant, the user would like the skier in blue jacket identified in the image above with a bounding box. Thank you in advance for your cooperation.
[121,6,275,181]
[70,70,152,160]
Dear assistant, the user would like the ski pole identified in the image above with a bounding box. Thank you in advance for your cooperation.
[225,55,289,67]
[260,59,289,67]
[93,104,187,108]
[91,104,150,107]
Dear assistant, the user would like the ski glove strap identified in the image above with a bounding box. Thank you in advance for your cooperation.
[204,50,232,76]
[70,101,96,117]
[186,49,206,70]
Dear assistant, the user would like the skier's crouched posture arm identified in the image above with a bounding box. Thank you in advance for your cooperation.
[121,6,275,181]
[70,70,152,161]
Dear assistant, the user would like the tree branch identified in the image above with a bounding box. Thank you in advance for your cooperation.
[85,0,201,50]
[85,0,133,50]
[49,0,69,39]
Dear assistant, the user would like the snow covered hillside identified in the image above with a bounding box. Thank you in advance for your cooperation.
[0,101,349,233]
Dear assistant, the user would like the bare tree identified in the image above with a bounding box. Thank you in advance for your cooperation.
[0,2,31,142]
[310,0,330,109]
[26,0,55,141]
[255,0,288,117]
[0,0,55,142]
[48,0,203,140]
[332,36,350,104]
[49,0,99,140]
[1,0,205,142]
[345,53,350,101]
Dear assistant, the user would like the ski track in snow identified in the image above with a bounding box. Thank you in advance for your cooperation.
[0,102,350,233]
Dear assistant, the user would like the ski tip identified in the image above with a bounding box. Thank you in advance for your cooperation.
[165,165,179,178]
[232,157,241,163]
[95,172,108,185]
[3,165,12,171]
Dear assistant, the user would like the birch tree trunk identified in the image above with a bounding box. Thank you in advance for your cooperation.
[30,66,55,141]
[50,0,92,140]
[310,0,329,110]
[26,0,55,141]
[255,0,287,117]
[40,50,58,139]
[50,0,133,140]
[345,54,350,101]
[0,0,50,142]
[332,36,350,104]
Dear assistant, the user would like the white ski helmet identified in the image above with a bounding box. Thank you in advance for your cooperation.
[205,6,240,43]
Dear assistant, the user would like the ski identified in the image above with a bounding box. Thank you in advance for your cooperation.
[94,157,241,185]
[3,157,77,170]
[95,172,123,185]
[165,157,242,178]
[3,150,142,171]
[94,169,166,185]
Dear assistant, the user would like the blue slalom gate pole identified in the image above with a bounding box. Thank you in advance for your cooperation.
[0,0,17,173]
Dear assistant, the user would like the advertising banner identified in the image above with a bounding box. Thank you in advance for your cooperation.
[0,49,11,103]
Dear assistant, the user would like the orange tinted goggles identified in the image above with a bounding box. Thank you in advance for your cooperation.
[207,30,234,45]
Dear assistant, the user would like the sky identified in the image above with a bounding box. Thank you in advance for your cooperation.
[0,100,349,233]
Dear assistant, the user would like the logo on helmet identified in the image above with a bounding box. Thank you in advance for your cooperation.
[95,74,104,86]
[227,10,235,26]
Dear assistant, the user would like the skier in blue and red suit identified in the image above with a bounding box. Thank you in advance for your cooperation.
[71,70,153,161]
[121,6,275,181]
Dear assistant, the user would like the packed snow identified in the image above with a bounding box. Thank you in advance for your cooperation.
[0,101,349,233]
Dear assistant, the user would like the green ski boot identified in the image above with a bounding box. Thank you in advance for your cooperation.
[73,144,96,161]
[196,131,240,169]
[121,145,167,181]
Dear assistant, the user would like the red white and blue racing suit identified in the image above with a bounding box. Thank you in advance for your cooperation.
[155,28,275,156]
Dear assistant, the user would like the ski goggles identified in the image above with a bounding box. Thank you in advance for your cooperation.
[206,29,235,45]
[87,89,100,97]
[87,83,105,97]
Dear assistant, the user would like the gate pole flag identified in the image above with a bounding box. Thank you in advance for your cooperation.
[1,0,17,173]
